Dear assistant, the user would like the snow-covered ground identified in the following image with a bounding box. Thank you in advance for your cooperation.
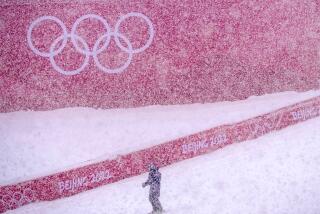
[1,90,320,213]
[1,90,320,185]
[10,117,320,214]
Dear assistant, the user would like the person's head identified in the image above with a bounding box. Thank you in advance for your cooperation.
[148,163,158,172]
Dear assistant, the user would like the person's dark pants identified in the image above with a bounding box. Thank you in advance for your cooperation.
[149,193,163,212]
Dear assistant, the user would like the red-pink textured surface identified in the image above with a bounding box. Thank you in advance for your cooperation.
[1,96,319,213]
[1,0,320,112]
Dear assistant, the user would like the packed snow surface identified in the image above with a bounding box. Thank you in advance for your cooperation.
[1,90,320,213]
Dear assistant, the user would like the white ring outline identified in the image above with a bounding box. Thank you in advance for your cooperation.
[49,34,90,75]
[71,14,112,56]
[114,12,155,54]
[0,195,11,209]
[0,188,35,209]
[93,32,133,74]
[27,12,154,75]
[27,16,68,58]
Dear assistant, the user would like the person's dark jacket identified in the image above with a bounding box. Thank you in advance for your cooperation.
[143,167,161,197]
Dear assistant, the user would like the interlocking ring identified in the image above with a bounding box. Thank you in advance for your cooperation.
[27,12,155,75]
[49,34,90,76]
[71,14,112,56]
[0,188,35,209]
[27,16,68,58]
[93,32,133,74]
[114,12,154,54]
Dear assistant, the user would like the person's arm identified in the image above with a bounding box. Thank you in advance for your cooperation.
[142,174,152,187]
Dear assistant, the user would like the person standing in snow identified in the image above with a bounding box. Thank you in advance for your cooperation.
[142,163,163,213]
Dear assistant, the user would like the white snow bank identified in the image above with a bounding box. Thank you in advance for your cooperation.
[0,90,319,185]
[10,114,320,214]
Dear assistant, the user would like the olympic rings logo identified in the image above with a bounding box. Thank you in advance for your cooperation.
[27,12,155,75]
[0,188,35,209]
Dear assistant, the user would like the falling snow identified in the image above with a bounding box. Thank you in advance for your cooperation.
[1,0,320,112]
[1,0,320,213]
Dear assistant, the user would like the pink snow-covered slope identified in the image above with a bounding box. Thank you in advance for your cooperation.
[1,0,320,112]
